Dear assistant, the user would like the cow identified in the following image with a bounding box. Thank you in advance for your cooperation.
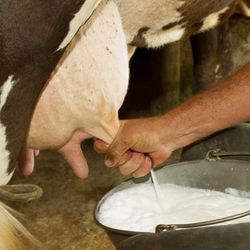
[0,0,247,249]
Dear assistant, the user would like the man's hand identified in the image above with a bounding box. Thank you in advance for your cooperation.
[95,62,250,178]
[94,117,174,177]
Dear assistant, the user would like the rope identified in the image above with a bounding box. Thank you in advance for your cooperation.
[0,184,43,202]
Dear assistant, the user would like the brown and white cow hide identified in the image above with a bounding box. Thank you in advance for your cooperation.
[27,1,128,152]
[27,0,242,166]
[114,0,238,48]
[0,0,103,186]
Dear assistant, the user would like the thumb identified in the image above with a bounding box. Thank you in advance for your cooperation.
[105,137,131,167]
[59,143,89,179]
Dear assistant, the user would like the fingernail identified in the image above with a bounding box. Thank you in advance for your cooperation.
[133,172,146,178]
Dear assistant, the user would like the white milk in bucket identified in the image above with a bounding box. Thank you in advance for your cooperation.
[97,175,250,232]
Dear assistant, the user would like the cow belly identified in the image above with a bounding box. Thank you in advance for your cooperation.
[26,1,129,149]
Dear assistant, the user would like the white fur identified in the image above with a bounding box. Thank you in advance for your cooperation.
[0,125,12,186]
[0,76,15,110]
[200,7,229,32]
[144,27,185,48]
[57,0,102,50]
[0,75,15,185]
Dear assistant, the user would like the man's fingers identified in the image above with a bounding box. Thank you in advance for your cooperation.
[149,148,172,167]
[59,143,89,179]
[19,149,35,176]
[105,139,132,167]
[118,152,146,175]
[132,155,152,178]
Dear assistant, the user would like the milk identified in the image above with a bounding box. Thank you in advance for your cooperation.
[150,170,167,212]
[97,183,250,232]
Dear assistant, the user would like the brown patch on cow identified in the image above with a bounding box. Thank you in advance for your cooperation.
[178,0,237,26]
[128,0,238,48]
[130,27,150,47]
[219,2,238,23]
[161,1,238,43]
[179,0,238,39]
[181,21,204,40]
[162,22,180,31]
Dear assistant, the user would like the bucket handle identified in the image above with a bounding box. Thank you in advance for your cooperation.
[155,149,250,233]
[206,148,250,161]
[155,209,250,233]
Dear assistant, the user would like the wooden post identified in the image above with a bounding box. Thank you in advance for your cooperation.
[191,22,233,92]
[150,41,181,114]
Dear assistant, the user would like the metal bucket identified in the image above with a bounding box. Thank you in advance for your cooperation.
[94,125,250,249]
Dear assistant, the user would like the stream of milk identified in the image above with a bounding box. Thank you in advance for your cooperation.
[150,170,167,212]
[98,181,250,232]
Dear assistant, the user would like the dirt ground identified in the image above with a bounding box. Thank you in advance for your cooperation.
[11,141,122,250]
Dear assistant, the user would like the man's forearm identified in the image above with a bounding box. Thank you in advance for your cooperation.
[163,62,250,151]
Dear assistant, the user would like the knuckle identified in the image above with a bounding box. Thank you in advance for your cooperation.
[131,152,144,164]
